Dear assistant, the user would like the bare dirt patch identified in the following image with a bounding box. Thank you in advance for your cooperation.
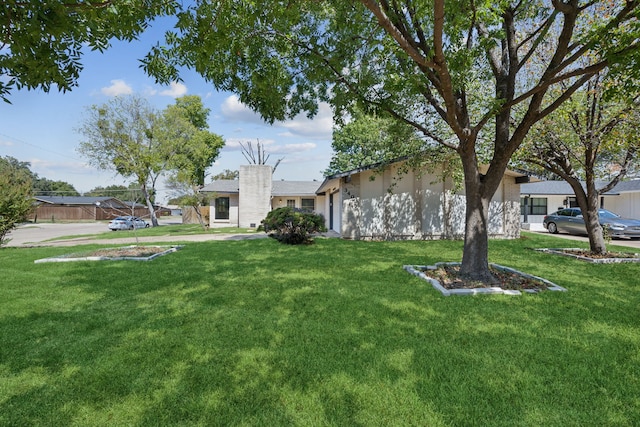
[34,245,182,263]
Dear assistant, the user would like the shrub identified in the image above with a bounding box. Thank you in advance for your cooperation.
[0,159,33,247]
[260,207,327,244]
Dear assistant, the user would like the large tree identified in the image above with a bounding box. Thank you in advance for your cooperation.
[144,1,640,282]
[32,178,79,196]
[0,0,177,103]
[519,73,640,254]
[77,95,175,226]
[0,156,33,246]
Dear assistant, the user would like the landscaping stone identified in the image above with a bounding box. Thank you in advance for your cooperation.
[403,263,567,296]
[34,245,182,263]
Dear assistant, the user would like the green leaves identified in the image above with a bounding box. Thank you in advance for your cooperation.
[0,156,34,245]
[0,0,178,102]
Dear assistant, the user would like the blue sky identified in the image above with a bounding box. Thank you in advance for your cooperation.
[0,16,334,203]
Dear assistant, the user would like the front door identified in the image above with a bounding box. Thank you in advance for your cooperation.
[329,193,334,230]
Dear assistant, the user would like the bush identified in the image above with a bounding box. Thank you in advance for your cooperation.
[0,159,33,247]
[260,207,327,244]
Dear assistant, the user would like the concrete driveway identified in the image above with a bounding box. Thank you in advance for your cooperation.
[4,218,266,247]
[525,224,640,250]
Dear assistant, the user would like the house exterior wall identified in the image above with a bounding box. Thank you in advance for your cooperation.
[271,195,326,216]
[340,166,521,240]
[239,165,272,228]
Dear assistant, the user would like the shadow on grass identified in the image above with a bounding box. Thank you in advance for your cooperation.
[1,237,639,425]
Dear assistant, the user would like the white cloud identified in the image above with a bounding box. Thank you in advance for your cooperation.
[159,81,188,98]
[278,102,333,139]
[0,138,13,147]
[265,142,317,155]
[221,95,265,124]
[220,96,333,140]
[101,79,133,97]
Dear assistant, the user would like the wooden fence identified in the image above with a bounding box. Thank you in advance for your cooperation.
[28,205,151,222]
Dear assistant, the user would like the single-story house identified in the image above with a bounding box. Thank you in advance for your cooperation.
[202,162,532,238]
[316,161,531,240]
[29,196,142,221]
[520,179,640,225]
[200,165,326,228]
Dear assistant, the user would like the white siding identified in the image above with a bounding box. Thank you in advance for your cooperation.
[339,164,522,240]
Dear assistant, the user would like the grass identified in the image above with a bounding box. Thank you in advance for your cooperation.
[1,233,639,426]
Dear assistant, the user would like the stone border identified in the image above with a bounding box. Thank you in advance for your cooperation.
[536,248,640,263]
[403,262,566,296]
[34,245,183,263]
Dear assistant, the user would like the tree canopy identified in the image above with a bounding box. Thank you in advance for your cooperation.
[77,95,171,226]
[164,95,225,228]
[519,72,640,254]
[0,1,177,103]
[144,1,640,281]
[0,156,33,246]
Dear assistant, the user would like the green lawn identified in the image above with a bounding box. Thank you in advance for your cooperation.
[1,233,638,426]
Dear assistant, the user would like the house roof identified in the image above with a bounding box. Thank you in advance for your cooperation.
[201,180,240,193]
[272,181,320,196]
[316,159,536,195]
[520,179,640,196]
[200,180,321,196]
[35,196,127,207]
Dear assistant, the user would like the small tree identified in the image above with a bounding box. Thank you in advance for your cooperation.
[163,95,225,229]
[78,95,173,227]
[519,73,640,254]
[260,207,327,245]
[0,156,33,246]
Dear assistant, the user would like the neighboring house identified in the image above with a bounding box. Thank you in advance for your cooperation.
[316,161,530,240]
[200,165,325,228]
[29,196,139,221]
[520,179,640,225]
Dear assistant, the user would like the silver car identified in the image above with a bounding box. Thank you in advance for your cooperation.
[108,216,149,231]
[543,208,640,238]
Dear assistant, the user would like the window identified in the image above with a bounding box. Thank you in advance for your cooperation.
[286,199,296,208]
[520,197,547,215]
[301,198,315,211]
[529,197,547,215]
[215,197,230,220]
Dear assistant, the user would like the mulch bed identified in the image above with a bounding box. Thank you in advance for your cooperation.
[426,264,551,291]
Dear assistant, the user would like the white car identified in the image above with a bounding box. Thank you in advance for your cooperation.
[108,216,149,231]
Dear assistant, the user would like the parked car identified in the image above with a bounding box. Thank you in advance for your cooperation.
[108,216,149,231]
[543,208,640,238]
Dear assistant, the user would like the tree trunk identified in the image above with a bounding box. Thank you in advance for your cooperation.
[566,178,607,254]
[460,186,495,283]
[141,182,159,227]
[458,153,501,284]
